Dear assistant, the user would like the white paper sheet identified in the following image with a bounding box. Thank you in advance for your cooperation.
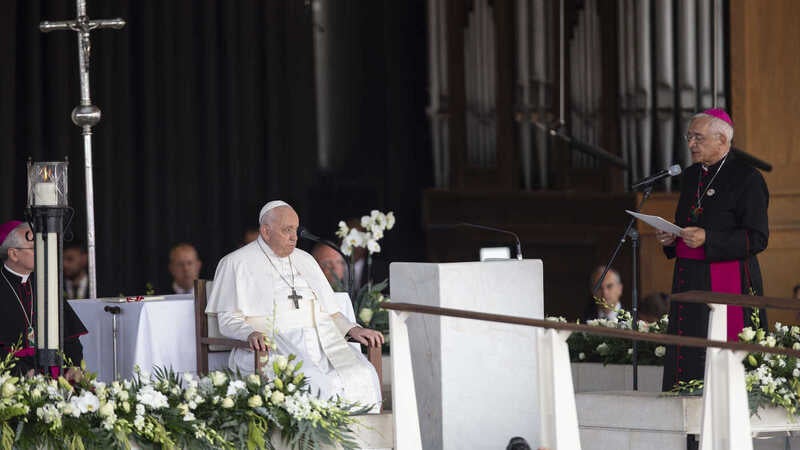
[625,210,684,235]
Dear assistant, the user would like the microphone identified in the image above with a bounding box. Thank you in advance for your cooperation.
[298,226,354,296]
[299,227,322,242]
[429,222,523,260]
[631,164,682,190]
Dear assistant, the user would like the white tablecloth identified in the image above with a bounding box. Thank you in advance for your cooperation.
[69,295,196,382]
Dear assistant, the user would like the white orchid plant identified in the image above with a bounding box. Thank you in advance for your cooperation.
[335,210,395,257]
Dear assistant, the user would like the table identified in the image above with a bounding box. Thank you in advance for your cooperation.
[69,295,197,382]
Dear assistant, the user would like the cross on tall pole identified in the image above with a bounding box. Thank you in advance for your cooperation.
[40,1,125,299]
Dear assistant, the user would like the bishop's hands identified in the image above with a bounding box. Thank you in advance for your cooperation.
[347,326,384,347]
[680,227,706,248]
[655,229,677,247]
[656,227,706,248]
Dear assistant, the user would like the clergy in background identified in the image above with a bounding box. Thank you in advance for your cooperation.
[0,220,87,375]
[206,201,383,410]
[655,109,769,391]
[168,243,202,295]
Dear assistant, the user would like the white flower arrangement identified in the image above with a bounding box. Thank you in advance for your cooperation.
[335,210,395,256]
[561,306,670,366]
[738,319,800,417]
[0,351,369,449]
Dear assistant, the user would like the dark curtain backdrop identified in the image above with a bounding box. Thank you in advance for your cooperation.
[0,1,431,296]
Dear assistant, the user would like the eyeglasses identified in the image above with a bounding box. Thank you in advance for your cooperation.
[684,133,720,144]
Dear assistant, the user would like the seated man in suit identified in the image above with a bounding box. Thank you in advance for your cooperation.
[583,266,623,321]
[311,243,347,291]
[168,243,202,295]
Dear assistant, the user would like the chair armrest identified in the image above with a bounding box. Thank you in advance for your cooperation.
[201,337,251,349]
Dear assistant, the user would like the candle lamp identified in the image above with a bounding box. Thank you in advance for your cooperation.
[25,160,69,372]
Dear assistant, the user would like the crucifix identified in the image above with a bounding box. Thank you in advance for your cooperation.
[39,1,126,300]
[288,289,303,309]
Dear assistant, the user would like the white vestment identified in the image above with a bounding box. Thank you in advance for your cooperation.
[206,237,381,410]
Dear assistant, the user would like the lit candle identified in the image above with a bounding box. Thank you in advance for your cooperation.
[34,182,58,206]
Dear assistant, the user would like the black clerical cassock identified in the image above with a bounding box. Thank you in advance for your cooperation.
[661,152,769,391]
[0,266,87,375]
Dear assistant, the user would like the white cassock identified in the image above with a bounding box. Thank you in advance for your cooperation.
[205,237,381,411]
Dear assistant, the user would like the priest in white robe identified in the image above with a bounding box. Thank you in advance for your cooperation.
[206,200,383,411]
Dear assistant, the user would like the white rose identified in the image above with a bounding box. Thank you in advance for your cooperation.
[209,371,227,387]
[247,395,263,408]
[98,401,115,418]
[361,215,371,228]
[359,308,374,324]
[246,374,261,387]
[596,343,610,356]
[386,212,395,230]
[270,391,285,404]
[739,327,756,342]
[1,382,16,398]
[766,336,777,347]
[578,352,586,360]
[274,355,289,372]
[793,342,800,351]
[654,346,666,357]
[221,397,234,409]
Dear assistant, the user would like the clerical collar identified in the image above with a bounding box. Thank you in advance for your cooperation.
[3,264,30,283]
[701,151,730,172]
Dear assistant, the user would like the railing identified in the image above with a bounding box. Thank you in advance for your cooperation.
[383,292,800,450]
[383,302,800,358]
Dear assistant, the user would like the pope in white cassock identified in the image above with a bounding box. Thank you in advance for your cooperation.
[206,200,384,411]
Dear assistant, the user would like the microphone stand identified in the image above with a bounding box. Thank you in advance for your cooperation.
[103,305,121,380]
[592,185,653,390]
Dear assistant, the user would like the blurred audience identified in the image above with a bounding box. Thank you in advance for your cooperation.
[583,266,623,321]
[63,241,89,299]
[638,292,670,323]
[311,243,347,291]
[168,243,202,294]
[242,227,259,246]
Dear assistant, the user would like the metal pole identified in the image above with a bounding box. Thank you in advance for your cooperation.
[711,0,719,107]
[40,0,126,300]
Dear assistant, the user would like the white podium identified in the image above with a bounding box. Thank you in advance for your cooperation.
[390,260,544,450]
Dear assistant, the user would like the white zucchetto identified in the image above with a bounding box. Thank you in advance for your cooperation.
[258,200,290,224]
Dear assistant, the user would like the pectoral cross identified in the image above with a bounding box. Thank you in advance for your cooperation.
[288,288,302,309]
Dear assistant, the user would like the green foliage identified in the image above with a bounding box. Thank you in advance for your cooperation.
[0,352,368,449]
[563,307,670,366]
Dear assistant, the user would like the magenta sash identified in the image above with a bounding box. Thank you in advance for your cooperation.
[676,238,744,341]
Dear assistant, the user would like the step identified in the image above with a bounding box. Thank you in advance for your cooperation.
[352,412,393,450]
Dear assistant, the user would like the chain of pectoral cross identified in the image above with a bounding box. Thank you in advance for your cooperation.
[258,241,303,309]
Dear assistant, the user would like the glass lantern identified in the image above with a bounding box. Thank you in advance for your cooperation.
[27,160,69,208]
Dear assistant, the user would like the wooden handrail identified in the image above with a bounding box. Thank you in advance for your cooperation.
[671,290,800,311]
[383,302,800,358]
